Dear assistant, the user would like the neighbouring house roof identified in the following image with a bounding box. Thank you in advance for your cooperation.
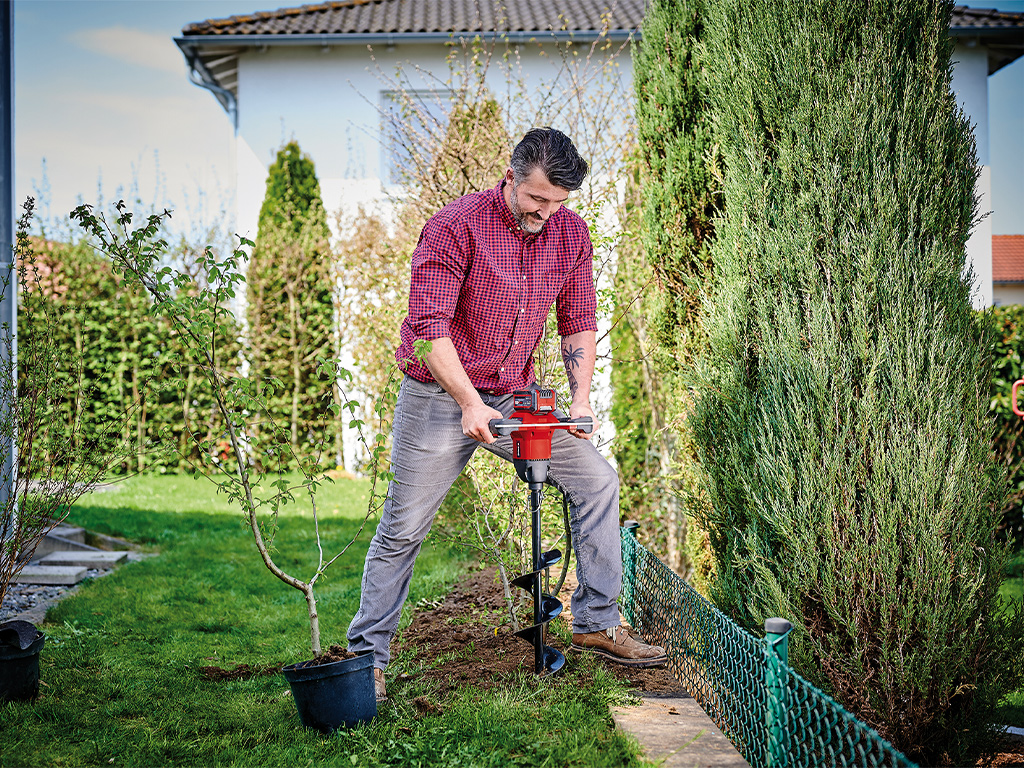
[181,0,645,37]
[175,1,1024,122]
[994,235,1024,284]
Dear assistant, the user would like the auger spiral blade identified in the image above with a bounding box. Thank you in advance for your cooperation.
[513,596,564,644]
[513,548,565,674]
[511,549,561,590]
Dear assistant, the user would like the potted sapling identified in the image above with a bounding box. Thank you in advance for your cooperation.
[72,201,399,732]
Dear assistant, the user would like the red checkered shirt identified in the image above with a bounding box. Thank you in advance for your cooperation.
[396,179,596,394]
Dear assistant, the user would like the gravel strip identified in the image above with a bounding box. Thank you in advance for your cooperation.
[1,569,105,623]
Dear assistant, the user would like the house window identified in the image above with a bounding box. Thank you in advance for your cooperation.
[381,90,451,186]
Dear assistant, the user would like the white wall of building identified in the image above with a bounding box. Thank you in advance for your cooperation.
[233,41,632,239]
[952,41,993,308]
[994,283,1024,306]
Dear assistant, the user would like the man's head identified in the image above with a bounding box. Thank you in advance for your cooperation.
[504,128,588,234]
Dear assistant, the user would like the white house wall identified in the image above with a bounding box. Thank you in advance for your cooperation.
[233,41,633,239]
[951,41,993,308]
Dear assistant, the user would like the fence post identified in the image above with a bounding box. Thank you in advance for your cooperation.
[765,617,792,768]
[621,521,639,625]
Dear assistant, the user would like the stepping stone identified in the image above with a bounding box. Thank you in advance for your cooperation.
[38,551,128,568]
[613,694,750,768]
[13,565,88,586]
[50,525,86,543]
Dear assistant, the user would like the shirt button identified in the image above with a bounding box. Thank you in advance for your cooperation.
[500,368,505,372]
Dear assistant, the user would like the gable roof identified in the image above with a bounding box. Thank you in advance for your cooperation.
[994,235,1024,284]
[182,0,644,37]
[175,1,1024,122]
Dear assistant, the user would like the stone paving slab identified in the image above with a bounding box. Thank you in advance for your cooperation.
[613,693,750,768]
[12,565,88,585]
[38,550,129,568]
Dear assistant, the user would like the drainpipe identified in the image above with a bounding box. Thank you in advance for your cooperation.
[180,44,238,134]
[1,0,17,530]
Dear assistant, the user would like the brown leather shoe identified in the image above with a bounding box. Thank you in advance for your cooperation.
[571,626,668,667]
[374,667,387,703]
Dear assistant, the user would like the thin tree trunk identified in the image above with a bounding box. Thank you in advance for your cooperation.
[288,287,300,453]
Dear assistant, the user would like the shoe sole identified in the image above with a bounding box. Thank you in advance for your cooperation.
[570,643,669,668]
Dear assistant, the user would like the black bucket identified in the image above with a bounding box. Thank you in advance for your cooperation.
[282,650,376,732]
[0,630,45,702]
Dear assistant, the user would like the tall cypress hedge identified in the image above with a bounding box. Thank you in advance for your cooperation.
[247,141,336,467]
[617,0,720,572]
[693,0,1024,760]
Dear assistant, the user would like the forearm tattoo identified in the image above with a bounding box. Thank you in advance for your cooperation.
[562,344,584,398]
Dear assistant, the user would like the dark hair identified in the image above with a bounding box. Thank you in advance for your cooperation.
[510,128,589,191]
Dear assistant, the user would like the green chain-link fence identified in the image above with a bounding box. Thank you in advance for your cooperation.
[619,525,918,768]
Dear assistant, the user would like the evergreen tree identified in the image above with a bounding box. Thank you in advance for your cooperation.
[248,141,336,467]
[619,0,720,573]
[694,0,1024,760]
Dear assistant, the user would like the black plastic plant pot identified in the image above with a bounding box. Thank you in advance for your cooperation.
[0,629,45,703]
[282,649,376,732]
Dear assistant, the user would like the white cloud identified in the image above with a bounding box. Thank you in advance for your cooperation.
[71,25,186,76]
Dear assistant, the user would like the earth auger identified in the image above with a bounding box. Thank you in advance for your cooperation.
[489,389,594,676]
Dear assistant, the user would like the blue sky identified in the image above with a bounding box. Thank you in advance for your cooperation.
[12,0,1024,238]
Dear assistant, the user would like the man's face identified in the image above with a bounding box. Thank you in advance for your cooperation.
[505,167,571,234]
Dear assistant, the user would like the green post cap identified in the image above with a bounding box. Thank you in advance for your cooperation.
[764,618,792,635]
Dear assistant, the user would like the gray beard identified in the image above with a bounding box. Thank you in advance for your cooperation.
[510,182,545,233]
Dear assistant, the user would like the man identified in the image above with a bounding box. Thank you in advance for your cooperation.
[347,128,667,702]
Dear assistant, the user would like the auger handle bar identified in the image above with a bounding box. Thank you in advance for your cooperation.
[488,417,594,437]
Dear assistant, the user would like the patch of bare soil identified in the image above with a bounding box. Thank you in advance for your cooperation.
[198,646,362,681]
[307,645,362,665]
[988,753,1024,767]
[394,565,684,697]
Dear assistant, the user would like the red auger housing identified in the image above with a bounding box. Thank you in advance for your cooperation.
[489,388,593,489]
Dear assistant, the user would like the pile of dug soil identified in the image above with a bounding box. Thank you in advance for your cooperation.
[394,565,683,697]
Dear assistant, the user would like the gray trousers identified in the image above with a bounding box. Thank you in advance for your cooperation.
[346,376,623,669]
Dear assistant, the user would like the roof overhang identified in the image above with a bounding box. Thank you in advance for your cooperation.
[948,25,1024,74]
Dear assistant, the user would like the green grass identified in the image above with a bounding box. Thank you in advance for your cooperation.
[1001,549,1024,605]
[997,549,1024,729]
[0,474,645,767]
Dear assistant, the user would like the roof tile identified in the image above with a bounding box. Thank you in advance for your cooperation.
[994,235,1024,283]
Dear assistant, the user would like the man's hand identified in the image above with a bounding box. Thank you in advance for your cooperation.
[463,401,504,444]
[568,401,599,440]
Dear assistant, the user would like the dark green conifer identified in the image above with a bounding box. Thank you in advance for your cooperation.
[693,0,1024,759]
[248,141,336,466]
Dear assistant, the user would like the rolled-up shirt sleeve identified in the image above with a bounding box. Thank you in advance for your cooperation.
[556,233,597,336]
[406,217,468,341]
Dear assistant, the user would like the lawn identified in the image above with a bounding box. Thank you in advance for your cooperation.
[0,474,645,767]
[998,549,1024,729]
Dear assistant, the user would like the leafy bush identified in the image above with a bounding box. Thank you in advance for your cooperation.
[17,231,242,474]
[987,304,1024,546]
[691,0,1024,761]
